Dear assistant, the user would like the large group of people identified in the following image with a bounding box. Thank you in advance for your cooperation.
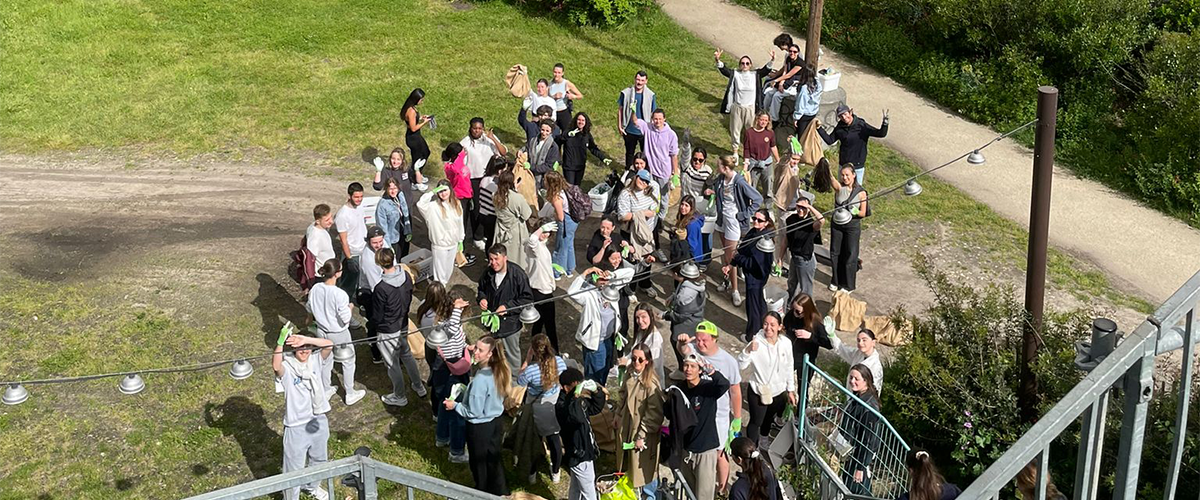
[275,34,961,500]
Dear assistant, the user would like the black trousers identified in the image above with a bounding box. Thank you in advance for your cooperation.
[747,389,788,444]
[794,114,817,142]
[469,178,484,241]
[466,418,508,495]
[564,167,585,186]
[743,283,766,342]
[460,195,477,244]
[392,239,409,262]
[830,223,862,291]
[531,288,559,351]
[477,213,496,251]
[556,109,573,136]
[623,133,645,168]
[356,289,382,360]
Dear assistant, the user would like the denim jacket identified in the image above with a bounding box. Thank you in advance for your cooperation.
[712,173,763,231]
[375,193,411,246]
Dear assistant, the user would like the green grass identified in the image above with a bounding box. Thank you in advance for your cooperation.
[0,0,1155,498]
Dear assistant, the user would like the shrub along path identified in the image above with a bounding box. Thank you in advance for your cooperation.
[658,0,1200,303]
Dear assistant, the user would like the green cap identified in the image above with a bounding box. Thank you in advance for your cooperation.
[696,320,719,338]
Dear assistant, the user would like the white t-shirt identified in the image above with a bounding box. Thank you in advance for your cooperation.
[282,354,330,428]
[305,223,336,275]
[307,282,351,335]
[702,347,741,443]
[334,204,367,257]
[733,71,757,107]
[524,92,556,114]
[460,135,501,179]
[358,245,397,291]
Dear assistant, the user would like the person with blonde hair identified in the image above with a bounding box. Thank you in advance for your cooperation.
[516,334,568,484]
[617,343,664,498]
[417,180,466,283]
[445,336,512,495]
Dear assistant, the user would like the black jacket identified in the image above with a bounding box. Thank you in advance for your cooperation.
[518,108,562,143]
[782,312,832,372]
[819,116,889,169]
[839,391,882,474]
[555,129,607,170]
[732,228,773,289]
[557,387,607,468]
[476,263,533,339]
[370,270,413,335]
[661,385,698,468]
[681,370,730,453]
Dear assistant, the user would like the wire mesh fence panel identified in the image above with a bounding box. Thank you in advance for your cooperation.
[793,357,910,500]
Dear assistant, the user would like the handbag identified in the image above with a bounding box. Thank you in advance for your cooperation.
[406,319,425,360]
[442,345,472,376]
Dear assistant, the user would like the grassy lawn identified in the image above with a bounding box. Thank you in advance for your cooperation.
[0,0,1154,499]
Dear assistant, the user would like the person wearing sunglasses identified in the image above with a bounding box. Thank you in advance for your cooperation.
[715,49,775,157]
[763,44,804,124]
[725,208,775,341]
[680,148,716,267]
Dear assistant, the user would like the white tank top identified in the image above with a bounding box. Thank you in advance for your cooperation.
[550,80,569,111]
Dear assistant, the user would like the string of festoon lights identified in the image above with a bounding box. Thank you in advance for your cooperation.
[2,118,1038,406]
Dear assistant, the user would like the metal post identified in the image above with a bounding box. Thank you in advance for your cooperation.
[361,459,378,500]
[1020,86,1058,423]
[805,0,824,69]
[1164,310,1196,499]
[1113,343,1154,500]
[1035,448,1049,500]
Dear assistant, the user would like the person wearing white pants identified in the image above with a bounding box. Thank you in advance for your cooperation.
[417,181,466,283]
[307,259,366,406]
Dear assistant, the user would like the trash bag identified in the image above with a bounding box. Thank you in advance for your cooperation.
[599,475,638,500]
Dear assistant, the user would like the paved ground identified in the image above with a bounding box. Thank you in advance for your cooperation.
[658,0,1200,304]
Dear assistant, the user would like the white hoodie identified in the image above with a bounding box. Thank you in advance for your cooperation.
[738,331,796,399]
[416,192,465,249]
[307,282,351,335]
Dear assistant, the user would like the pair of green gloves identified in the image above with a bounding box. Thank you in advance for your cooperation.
[480,310,501,333]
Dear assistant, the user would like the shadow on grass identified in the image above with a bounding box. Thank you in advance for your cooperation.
[204,396,284,492]
[254,273,310,348]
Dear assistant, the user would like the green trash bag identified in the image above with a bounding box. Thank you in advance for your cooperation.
[599,475,638,500]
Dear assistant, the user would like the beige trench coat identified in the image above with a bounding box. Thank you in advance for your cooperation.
[615,373,665,488]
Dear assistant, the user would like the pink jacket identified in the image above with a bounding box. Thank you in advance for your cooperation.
[444,151,472,198]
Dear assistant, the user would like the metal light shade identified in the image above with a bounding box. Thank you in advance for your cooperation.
[519,306,541,325]
[832,207,853,225]
[3,384,28,405]
[426,324,448,347]
[229,360,254,380]
[119,374,145,395]
[333,345,355,363]
[835,186,852,205]
[967,150,986,165]
[756,237,776,254]
[904,180,923,196]
[600,286,622,303]
[679,262,701,279]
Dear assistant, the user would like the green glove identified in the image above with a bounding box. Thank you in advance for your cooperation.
[432,185,449,195]
[789,136,803,155]
[614,332,627,352]
[850,206,860,216]
[552,264,566,276]
[782,403,795,421]
[824,316,837,337]
[277,321,295,346]
[622,441,636,450]
[670,174,680,188]
[603,158,613,166]
[553,161,561,173]
[405,234,412,242]
[458,242,464,252]
[524,161,532,170]
[728,417,743,445]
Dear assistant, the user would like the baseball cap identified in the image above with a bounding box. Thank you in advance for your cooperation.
[367,226,386,239]
[836,104,851,116]
[695,320,719,338]
[682,352,704,366]
[636,169,653,182]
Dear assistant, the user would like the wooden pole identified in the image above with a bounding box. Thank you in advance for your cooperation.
[805,0,824,68]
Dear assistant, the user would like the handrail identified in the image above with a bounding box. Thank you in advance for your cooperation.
[802,356,910,450]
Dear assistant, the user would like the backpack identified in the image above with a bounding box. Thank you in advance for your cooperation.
[565,184,592,222]
[288,236,317,291]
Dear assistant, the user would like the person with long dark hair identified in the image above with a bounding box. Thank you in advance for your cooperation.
[676,195,706,264]
[838,364,881,496]
[475,155,509,251]
[782,292,831,387]
[680,147,715,267]
[831,328,883,394]
[791,64,823,135]
[783,192,823,298]
[493,170,534,267]
[375,177,412,260]
[515,334,568,484]
[729,436,781,500]
[897,449,962,500]
[737,312,796,448]
[617,343,664,498]
[550,63,584,132]
[419,282,470,462]
[829,163,867,293]
[622,303,665,384]
[727,208,774,342]
[445,336,512,495]
[443,142,480,256]
[556,111,609,186]
[400,89,432,186]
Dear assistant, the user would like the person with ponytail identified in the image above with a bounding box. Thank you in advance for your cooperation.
[729,436,780,500]
[306,259,366,406]
[444,336,511,495]
[516,334,568,484]
[616,343,664,498]
[897,449,962,500]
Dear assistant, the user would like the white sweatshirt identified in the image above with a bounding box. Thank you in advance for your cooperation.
[738,332,796,398]
[416,192,465,249]
[307,282,351,335]
[830,334,884,394]
[305,223,336,274]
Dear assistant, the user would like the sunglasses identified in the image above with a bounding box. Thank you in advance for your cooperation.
[739,61,751,66]
[691,157,705,163]
[753,217,768,223]
[632,356,647,363]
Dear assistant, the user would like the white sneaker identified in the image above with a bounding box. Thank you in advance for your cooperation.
[732,290,744,307]
[449,451,470,463]
[414,182,429,192]
[345,389,367,406]
[473,240,486,251]
[528,472,538,484]
[551,472,561,483]
[414,385,428,398]
[305,486,329,500]
[828,283,839,292]
[381,393,409,407]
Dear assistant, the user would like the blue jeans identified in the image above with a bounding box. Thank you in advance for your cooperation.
[583,335,611,387]
[554,215,579,275]
[855,167,864,186]
[435,384,466,455]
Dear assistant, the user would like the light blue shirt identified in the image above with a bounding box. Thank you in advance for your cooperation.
[454,367,504,423]
[793,79,823,120]
[517,356,568,399]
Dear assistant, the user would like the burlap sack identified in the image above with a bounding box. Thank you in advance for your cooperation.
[504,384,526,416]
[513,160,539,208]
[800,118,824,166]
[589,404,622,454]
[773,161,799,210]
[505,64,530,98]
[864,315,912,346]
[830,290,866,332]
[406,319,425,359]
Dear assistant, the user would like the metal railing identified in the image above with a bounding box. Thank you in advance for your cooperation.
[960,270,1200,499]
[184,454,504,500]
[792,356,910,500]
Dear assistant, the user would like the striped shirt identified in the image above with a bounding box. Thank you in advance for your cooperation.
[478,176,498,216]
[421,307,467,358]
[617,187,660,220]
[517,356,568,399]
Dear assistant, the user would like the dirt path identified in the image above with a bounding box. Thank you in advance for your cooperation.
[657,0,1200,303]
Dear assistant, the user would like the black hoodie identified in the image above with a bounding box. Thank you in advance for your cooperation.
[557,386,607,468]
[370,269,413,335]
[818,116,888,169]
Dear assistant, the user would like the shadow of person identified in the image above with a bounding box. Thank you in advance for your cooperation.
[253,273,310,348]
[204,396,283,484]
[573,32,722,106]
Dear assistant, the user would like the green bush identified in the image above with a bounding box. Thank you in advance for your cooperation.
[883,256,1090,481]
[512,0,649,27]
[1153,0,1200,31]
